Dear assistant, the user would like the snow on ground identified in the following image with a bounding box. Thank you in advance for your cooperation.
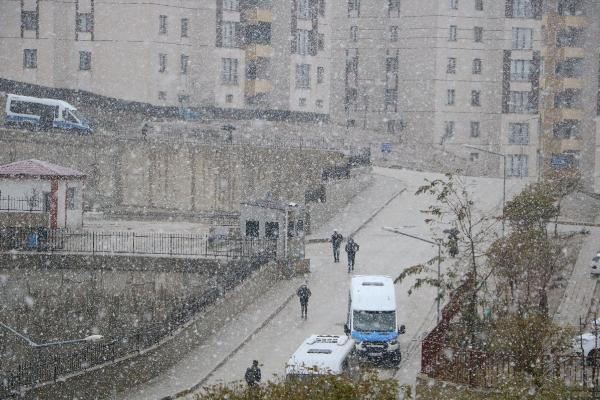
[120,167,529,399]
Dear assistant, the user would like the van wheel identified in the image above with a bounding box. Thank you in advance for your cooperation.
[390,350,401,366]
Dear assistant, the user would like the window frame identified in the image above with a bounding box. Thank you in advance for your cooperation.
[79,51,92,71]
[159,15,167,35]
[23,49,37,69]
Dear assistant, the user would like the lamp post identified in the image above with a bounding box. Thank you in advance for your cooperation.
[0,322,103,348]
[383,227,442,323]
[464,144,506,236]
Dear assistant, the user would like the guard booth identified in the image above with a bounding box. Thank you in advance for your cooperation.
[239,200,305,260]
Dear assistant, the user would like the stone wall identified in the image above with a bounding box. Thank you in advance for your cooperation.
[0,129,346,216]
[9,258,291,399]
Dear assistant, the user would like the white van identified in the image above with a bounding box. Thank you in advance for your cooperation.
[344,275,405,363]
[285,335,355,379]
[5,94,92,134]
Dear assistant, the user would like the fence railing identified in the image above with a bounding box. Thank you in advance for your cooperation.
[0,250,273,398]
[0,227,277,259]
[0,196,44,213]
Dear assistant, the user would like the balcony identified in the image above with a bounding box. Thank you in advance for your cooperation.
[563,15,586,27]
[242,7,272,24]
[245,79,272,97]
[560,77,583,90]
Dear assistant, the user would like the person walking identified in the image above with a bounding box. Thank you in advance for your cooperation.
[331,229,344,263]
[296,282,311,319]
[345,237,360,273]
[245,360,261,387]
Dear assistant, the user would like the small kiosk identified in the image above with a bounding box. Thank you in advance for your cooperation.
[239,199,305,260]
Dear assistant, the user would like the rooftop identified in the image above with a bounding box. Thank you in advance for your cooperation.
[0,159,86,179]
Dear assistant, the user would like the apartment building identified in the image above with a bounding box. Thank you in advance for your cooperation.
[331,0,599,184]
[0,0,330,116]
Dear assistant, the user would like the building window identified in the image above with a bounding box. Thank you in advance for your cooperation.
[299,97,307,107]
[79,51,92,70]
[295,64,311,89]
[508,91,532,113]
[316,99,324,108]
[158,91,167,100]
[508,123,529,144]
[23,49,37,69]
[512,0,535,18]
[449,25,457,41]
[512,28,533,49]
[470,121,480,137]
[181,18,189,37]
[470,153,479,162]
[221,58,239,84]
[222,22,239,48]
[317,66,325,84]
[385,89,398,111]
[159,15,167,34]
[556,27,584,48]
[76,13,93,33]
[447,57,456,74]
[159,53,167,72]
[225,94,234,103]
[475,0,483,10]
[553,119,580,139]
[389,26,398,42]
[449,0,458,9]
[318,33,325,50]
[265,222,279,239]
[474,26,483,42]
[388,0,401,16]
[180,55,189,74]
[443,121,455,143]
[223,0,240,11]
[555,58,584,78]
[471,90,481,106]
[447,89,456,105]
[555,89,581,109]
[246,220,259,238]
[296,29,311,55]
[472,58,482,74]
[66,187,76,210]
[350,26,358,42]
[348,0,360,17]
[297,0,310,19]
[559,0,584,16]
[22,11,38,31]
[507,154,528,177]
[510,59,531,81]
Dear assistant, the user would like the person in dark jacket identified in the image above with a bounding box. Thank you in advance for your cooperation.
[331,229,344,263]
[245,360,261,387]
[297,282,312,319]
[345,237,360,272]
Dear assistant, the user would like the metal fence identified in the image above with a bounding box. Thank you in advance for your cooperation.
[0,250,272,398]
[0,227,276,259]
[0,196,44,212]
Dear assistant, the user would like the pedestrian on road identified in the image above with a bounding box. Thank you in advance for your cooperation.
[297,282,311,319]
[141,122,151,139]
[331,229,344,263]
[245,360,261,387]
[345,237,360,273]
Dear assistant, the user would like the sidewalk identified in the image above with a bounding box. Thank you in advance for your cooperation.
[120,172,406,400]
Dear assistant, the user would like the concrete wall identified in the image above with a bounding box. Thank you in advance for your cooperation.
[8,258,291,399]
[0,128,346,217]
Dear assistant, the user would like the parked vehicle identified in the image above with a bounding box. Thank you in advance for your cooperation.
[5,94,92,134]
[591,253,600,275]
[285,335,355,379]
[344,275,405,364]
[573,332,600,363]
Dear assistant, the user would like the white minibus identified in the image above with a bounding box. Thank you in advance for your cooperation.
[285,335,355,379]
[5,94,92,134]
[344,275,405,364]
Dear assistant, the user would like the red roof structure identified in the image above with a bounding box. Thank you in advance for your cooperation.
[0,159,86,179]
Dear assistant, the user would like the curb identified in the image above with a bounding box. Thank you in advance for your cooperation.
[160,291,298,400]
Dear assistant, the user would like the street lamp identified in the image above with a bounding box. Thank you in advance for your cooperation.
[464,144,506,236]
[382,227,442,323]
[0,322,103,348]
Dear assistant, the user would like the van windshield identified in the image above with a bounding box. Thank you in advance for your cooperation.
[353,310,395,333]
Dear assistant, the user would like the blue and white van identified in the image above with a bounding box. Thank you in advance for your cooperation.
[5,94,92,134]
[344,275,405,364]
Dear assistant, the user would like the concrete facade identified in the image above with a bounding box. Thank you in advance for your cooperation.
[0,0,330,116]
